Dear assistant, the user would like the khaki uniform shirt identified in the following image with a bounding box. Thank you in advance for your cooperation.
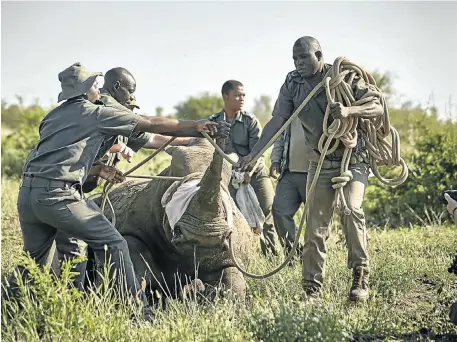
[270,118,312,180]
[23,96,143,184]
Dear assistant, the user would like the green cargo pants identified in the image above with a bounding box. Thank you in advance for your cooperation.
[272,170,308,252]
[230,164,279,256]
[302,159,370,289]
[8,176,148,307]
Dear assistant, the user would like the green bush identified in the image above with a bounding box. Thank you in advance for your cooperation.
[366,119,457,227]
[1,103,47,177]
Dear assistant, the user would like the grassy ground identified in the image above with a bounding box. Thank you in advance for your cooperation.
[2,175,457,341]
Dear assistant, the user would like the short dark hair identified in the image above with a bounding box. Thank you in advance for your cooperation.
[104,67,135,88]
[293,36,322,52]
[221,80,243,96]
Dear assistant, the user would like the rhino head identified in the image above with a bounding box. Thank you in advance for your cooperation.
[165,138,238,266]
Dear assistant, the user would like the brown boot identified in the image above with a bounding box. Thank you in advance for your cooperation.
[349,266,369,301]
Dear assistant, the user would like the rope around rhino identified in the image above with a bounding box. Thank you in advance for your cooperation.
[100,136,182,226]
[100,56,408,280]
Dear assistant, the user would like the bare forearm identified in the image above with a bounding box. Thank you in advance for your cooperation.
[348,99,383,118]
[143,135,192,149]
[135,116,198,134]
[171,137,192,146]
[270,133,285,163]
[248,116,286,158]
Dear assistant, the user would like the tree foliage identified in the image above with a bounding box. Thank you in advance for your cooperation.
[365,108,457,227]
[173,92,223,120]
[251,95,272,127]
[2,103,48,177]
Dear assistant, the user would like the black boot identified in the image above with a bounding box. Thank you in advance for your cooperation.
[349,266,369,301]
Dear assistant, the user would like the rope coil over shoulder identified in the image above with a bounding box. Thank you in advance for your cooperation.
[101,56,408,280]
[225,57,408,279]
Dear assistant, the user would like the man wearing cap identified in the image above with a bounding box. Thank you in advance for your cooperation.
[8,62,229,320]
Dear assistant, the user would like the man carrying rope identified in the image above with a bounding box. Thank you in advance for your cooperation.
[238,36,384,301]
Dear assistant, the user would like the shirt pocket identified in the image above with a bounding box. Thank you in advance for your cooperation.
[232,126,249,148]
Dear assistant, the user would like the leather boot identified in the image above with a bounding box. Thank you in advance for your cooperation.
[349,266,369,301]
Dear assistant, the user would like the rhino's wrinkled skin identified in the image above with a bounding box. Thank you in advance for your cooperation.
[101,138,257,301]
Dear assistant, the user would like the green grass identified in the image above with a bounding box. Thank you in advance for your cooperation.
[2,176,457,341]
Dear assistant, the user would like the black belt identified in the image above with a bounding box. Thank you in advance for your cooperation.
[21,175,78,189]
[312,148,343,162]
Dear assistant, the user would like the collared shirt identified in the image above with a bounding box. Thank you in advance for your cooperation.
[208,110,264,162]
[23,97,141,184]
[271,64,380,155]
[92,89,153,169]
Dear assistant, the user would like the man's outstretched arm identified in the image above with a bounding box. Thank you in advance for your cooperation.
[134,116,229,138]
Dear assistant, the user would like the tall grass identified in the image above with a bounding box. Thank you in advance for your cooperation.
[2,176,457,341]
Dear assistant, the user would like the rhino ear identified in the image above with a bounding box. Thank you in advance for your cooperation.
[164,145,186,156]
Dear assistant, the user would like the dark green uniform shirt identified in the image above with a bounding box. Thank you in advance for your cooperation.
[208,110,265,164]
[23,97,142,184]
[272,64,379,155]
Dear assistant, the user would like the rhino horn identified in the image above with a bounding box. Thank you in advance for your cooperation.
[189,139,226,219]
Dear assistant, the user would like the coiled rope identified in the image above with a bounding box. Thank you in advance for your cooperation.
[225,57,408,279]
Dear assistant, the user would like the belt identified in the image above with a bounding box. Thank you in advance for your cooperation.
[312,148,344,162]
[21,175,77,189]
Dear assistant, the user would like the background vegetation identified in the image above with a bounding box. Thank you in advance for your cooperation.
[2,72,457,340]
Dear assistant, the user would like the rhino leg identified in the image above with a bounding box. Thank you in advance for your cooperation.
[219,266,246,301]
[199,267,246,302]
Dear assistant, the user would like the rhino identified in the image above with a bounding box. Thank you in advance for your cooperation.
[95,137,257,302]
